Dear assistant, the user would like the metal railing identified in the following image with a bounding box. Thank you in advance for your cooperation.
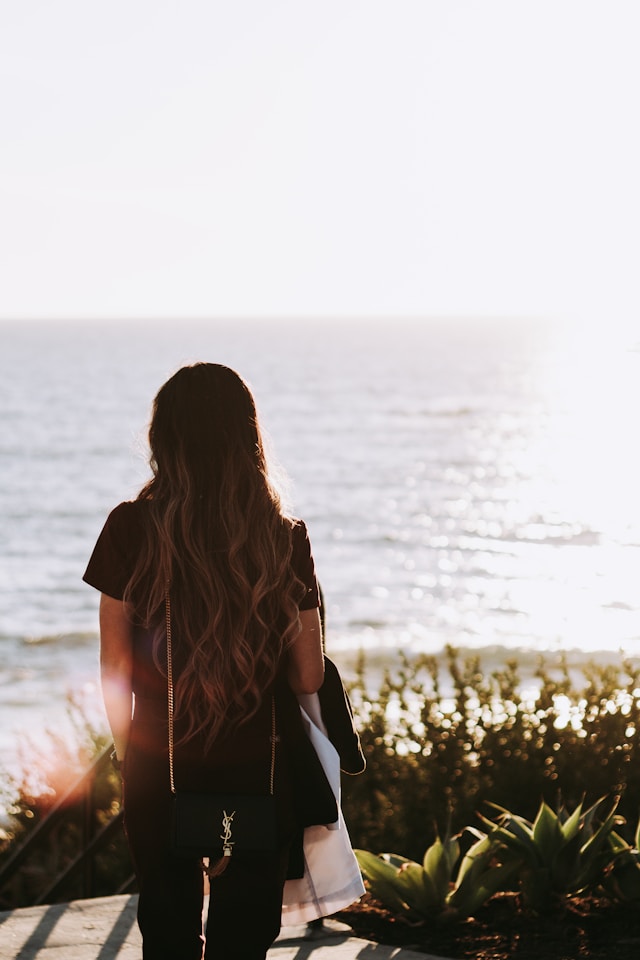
[0,745,135,907]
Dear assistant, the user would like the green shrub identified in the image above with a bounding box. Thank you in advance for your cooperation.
[342,647,640,859]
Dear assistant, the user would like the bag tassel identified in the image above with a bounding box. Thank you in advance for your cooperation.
[202,854,231,878]
[202,810,235,878]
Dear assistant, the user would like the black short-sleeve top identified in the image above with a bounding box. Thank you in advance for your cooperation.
[83,500,320,700]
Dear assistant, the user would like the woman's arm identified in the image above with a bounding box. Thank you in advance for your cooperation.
[287,607,325,694]
[99,593,134,762]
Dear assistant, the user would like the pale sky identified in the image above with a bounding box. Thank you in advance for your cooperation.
[1,0,639,322]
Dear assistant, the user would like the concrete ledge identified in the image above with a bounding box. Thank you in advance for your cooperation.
[0,894,450,959]
[0,895,140,960]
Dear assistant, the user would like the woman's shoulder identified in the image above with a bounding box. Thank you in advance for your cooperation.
[108,498,147,517]
[288,516,312,550]
[102,499,148,535]
[289,515,308,534]
[287,517,319,607]
[110,498,145,514]
[83,500,148,597]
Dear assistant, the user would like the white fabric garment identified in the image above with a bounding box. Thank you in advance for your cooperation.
[281,693,365,925]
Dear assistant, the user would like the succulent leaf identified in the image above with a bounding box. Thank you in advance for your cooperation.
[455,833,493,886]
[532,802,564,864]
[423,835,454,902]
[559,803,583,842]
[355,850,423,921]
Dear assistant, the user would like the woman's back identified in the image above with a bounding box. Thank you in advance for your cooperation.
[84,362,328,960]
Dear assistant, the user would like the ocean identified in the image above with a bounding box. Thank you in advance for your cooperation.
[1,316,639,778]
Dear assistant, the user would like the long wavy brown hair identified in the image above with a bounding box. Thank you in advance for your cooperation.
[124,363,305,748]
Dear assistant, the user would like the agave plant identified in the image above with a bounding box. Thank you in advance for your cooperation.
[479,795,622,912]
[355,822,517,923]
[602,816,640,902]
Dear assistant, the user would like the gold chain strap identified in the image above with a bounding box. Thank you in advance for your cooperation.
[165,587,176,795]
[164,588,276,797]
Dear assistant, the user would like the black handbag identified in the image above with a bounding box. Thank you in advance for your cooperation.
[165,591,278,876]
[318,657,366,775]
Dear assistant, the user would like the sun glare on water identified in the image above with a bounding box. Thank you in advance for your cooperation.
[508,318,640,654]
[537,321,639,535]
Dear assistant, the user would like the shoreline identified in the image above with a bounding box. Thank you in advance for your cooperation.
[330,641,640,690]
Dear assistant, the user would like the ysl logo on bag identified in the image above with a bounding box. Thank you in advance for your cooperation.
[221,810,236,857]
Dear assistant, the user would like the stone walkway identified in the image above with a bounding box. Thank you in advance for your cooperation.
[0,895,452,960]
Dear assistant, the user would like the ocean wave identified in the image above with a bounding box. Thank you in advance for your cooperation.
[389,405,475,418]
[15,631,97,648]
[458,527,602,549]
[347,618,389,629]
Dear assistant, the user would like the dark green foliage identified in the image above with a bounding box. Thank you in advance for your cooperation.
[342,647,640,861]
[3,648,640,908]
